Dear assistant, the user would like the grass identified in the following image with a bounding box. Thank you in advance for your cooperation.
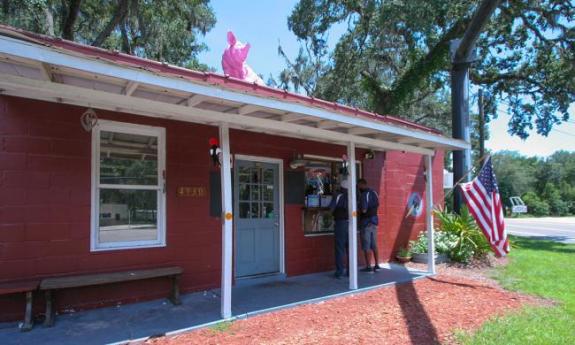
[457,236,575,344]
[208,320,234,334]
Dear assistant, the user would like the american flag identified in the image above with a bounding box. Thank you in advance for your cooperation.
[459,157,509,257]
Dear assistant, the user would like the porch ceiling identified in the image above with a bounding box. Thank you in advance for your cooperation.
[0,32,470,156]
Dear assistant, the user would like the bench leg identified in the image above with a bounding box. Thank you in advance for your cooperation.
[44,290,55,327]
[20,291,33,332]
[169,275,181,305]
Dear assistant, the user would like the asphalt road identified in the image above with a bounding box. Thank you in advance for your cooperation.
[506,217,575,244]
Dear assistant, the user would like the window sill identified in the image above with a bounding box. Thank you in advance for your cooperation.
[91,242,166,252]
[304,232,334,237]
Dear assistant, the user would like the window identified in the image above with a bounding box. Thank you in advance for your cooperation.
[238,164,276,219]
[91,120,166,251]
[302,156,362,235]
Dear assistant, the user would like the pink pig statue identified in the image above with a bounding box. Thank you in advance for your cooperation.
[222,31,265,85]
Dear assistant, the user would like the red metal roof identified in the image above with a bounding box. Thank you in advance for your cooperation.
[0,24,441,134]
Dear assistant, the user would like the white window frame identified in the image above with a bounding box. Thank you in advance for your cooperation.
[91,120,166,251]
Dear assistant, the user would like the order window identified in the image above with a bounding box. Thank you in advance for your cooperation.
[302,158,361,235]
[91,120,166,251]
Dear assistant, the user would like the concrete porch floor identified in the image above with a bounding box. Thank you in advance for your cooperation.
[0,264,428,345]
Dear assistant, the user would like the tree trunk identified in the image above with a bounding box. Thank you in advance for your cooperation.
[92,0,129,47]
[2,0,9,16]
[367,18,470,115]
[44,7,55,36]
[62,0,82,40]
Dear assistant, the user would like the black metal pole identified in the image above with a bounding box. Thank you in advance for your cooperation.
[478,88,485,158]
[451,0,500,213]
[451,62,471,214]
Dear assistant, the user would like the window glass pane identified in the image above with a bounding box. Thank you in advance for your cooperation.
[250,168,261,183]
[262,203,274,218]
[263,185,274,201]
[239,202,250,218]
[99,189,158,243]
[250,184,260,201]
[263,169,274,184]
[100,131,158,185]
[239,183,250,201]
[250,203,260,218]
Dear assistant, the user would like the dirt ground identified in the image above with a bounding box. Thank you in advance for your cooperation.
[145,259,541,345]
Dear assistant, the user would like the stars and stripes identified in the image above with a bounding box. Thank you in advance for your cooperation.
[459,156,509,257]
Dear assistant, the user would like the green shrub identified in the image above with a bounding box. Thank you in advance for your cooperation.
[408,230,458,255]
[434,206,491,263]
[522,191,551,216]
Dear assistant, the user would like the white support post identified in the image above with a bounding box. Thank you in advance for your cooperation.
[219,124,233,319]
[425,154,436,274]
[347,142,359,290]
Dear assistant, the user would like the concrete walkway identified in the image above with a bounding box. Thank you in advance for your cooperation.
[0,264,427,345]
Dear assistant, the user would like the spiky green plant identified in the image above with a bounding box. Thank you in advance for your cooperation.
[434,206,491,263]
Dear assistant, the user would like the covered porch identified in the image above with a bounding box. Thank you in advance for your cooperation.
[0,264,428,345]
[0,25,470,323]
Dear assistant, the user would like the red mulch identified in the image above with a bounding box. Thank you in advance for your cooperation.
[145,274,539,345]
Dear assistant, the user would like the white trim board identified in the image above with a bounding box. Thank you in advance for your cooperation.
[0,35,469,151]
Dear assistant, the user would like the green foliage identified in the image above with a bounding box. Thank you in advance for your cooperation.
[0,0,216,69]
[408,230,458,256]
[434,207,491,263]
[397,246,411,258]
[281,0,574,138]
[458,237,575,344]
[493,151,575,217]
[522,192,550,217]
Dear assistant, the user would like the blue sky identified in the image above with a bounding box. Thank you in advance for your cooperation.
[198,1,574,158]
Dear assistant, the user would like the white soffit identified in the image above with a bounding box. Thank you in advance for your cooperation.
[0,34,470,154]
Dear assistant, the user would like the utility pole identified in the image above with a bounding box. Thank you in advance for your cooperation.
[478,88,485,159]
[451,0,500,213]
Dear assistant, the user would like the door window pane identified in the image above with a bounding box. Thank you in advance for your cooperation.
[250,185,261,201]
[239,202,250,218]
[262,203,274,218]
[98,189,158,243]
[100,131,158,185]
[239,184,250,201]
[250,203,260,218]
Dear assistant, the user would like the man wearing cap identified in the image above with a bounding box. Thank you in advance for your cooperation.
[330,179,349,279]
[358,178,381,273]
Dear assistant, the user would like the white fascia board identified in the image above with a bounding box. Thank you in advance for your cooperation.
[0,35,467,150]
[0,73,435,155]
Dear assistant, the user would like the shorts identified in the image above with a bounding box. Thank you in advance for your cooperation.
[360,223,378,251]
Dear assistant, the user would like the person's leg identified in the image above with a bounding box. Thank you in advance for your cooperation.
[360,225,373,272]
[334,221,347,277]
[370,226,380,269]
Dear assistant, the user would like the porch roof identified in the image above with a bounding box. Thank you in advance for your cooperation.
[0,25,469,156]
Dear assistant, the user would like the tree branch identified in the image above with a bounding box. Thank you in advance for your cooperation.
[366,18,469,114]
[92,0,129,47]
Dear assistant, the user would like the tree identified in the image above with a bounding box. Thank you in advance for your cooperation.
[281,0,574,138]
[0,0,216,69]
[491,151,537,206]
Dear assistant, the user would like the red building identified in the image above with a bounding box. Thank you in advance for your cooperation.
[0,25,468,323]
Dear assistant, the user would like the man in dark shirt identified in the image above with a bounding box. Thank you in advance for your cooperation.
[330,179,349,279]
[358,178,381,273]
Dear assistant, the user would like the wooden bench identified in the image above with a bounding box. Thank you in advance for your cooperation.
[39,266,183,327]
[0,280,40,331]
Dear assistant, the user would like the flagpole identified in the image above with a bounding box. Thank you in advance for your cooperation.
[444,154,491,202]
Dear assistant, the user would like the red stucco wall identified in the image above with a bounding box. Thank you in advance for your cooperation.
[0,96,444,321]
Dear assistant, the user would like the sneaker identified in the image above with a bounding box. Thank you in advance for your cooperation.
[333,272,342,279]
[360,267,373,273]
[374,265,382,271]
